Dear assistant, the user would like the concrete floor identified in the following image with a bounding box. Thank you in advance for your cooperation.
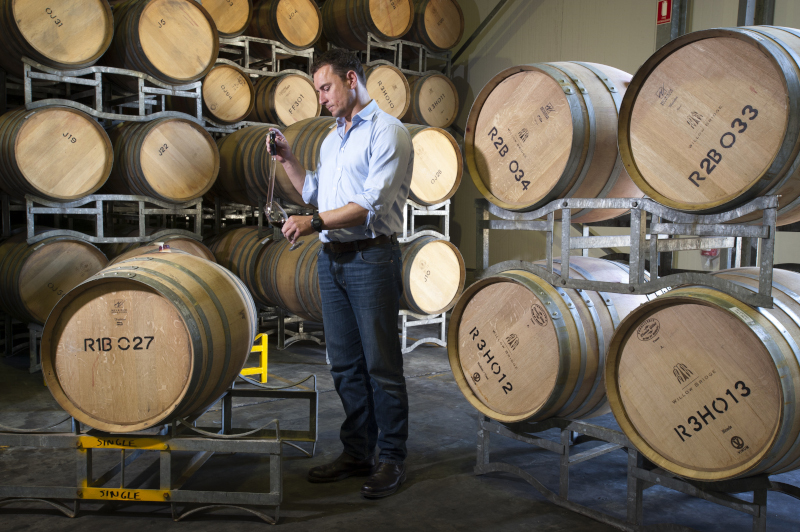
[1,326,799,531]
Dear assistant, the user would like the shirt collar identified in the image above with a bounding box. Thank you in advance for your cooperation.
[336,100,379,130]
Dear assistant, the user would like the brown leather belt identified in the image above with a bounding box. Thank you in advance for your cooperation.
[322,234,396,254]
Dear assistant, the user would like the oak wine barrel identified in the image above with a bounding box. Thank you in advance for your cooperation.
[108,237,215,265]
[448,257,648,423]
[465,62,643,221]
[405,0,464,52]
[99,227,203,259]
[365,63,411,119]
[105,0,219,91]
[247,0,322,57]
[321,0,413,50]
[208,227,274,306]
[405,125,462,205]
[400,235,464,315]
[618,26,800,225]
[42,252,257,433]
[0,0,114,76]
[259,236,323,322]
[0,107,113,202]
[403,73,459,129]
[104,118,220,203]
[203,0,253,38]
[0,233,108,325]
[606,267,800,481]
[172,63,255,125]
[250,73,320,126]
[215,125,310,207]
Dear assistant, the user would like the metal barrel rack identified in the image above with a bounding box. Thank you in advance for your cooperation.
[364,33,452,77]
[470,195,800,530]
[0,376,319,524]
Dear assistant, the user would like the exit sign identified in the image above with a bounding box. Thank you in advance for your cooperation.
[657,0,672,25]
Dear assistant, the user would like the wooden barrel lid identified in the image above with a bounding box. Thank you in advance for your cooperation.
[138,0,218,82]
[15,107,113,200]
[470,68,572,209]
[275,0,321,49]
[20,239,108,324]
[271,74,320,125]
[12,0,113,66]
[410,73,459,128]
[370,0,413,39]
[405,238,462,314]
[202,0,252,37]
[139,119,219,202]
[203,64,255,124]
[407,126,461,204]
[615,301,782,476]
[422,0,463,50]
[624,35,789,210]
[50,282,192,427]
[365,64,410,119]
[457,276,560,417]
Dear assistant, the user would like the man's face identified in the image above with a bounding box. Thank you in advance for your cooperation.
[314,64,356,118]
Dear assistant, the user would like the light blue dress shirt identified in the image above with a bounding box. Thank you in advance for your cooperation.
[302,100,413,243]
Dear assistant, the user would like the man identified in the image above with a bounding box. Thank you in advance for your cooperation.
[267,49,413,499]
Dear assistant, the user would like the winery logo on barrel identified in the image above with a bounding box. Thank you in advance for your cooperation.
[506,334,519,351]
[472,372,481,383]
[531,304,548,326]
[518,128,529,143]
[636,318,660,341]
[731,436,745,450]
[673,363,693,384]
[540,103,555,120]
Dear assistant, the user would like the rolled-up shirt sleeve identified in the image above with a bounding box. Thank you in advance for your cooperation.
[349,124,412,235]
[301,167,319,208]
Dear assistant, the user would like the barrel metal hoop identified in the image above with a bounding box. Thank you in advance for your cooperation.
[500,271,573,419]
[553,64,598,202]
[533,63,588,207]
[293,239,315,318]
[716,277,798,474]
[554,259,622,327]
[553,285,589,414]
[130,265,220,412]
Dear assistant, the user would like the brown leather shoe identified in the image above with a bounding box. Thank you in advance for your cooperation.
[360,462,406,499]
[307,452,376,483]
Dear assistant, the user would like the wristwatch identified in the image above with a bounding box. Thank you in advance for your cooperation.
[311,213,323,232]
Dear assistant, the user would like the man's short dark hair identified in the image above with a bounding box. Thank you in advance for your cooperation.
[311,48,366,86]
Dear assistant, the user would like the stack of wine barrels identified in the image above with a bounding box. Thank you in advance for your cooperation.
[247,0,322,56]
[405,0,464,52]
[465,62,644,222]
[203,0,253,38]
[208,227,274,307]
[105,0,219,90]
[322,0,414,50]
[400,235,465,315]
[618,26,800,225]
[104,118,220,203]
[42,252,257,433]
[250,73,321,126]
[364,63,411,120]
[215,124,310,207]
[606,267,800,481]
[0,232,108,325]
[448,257,648,423]
[403,73,459,129]
[405,125,462,205]
[0,0,114,76]
[109,237,215,265]
[168,63,256,125]
[0,107,113,202]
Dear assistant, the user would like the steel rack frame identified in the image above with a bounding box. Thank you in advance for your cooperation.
[218,36,315,75]
[399,310,446,354]
[475,196,778,308]
[365,33,452,77]
[20,58,203,125]
[0,380,319,524]
[476,416,800,531]
[0,315,41,373]
[17,195,203,245]
[399,199,450,242]
[259,306,324,351]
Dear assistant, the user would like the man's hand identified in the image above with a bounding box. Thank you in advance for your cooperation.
[266,128,292,163]
[282,215,314,243]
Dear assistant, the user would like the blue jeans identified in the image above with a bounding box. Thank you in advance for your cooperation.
[317,241,408,464]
